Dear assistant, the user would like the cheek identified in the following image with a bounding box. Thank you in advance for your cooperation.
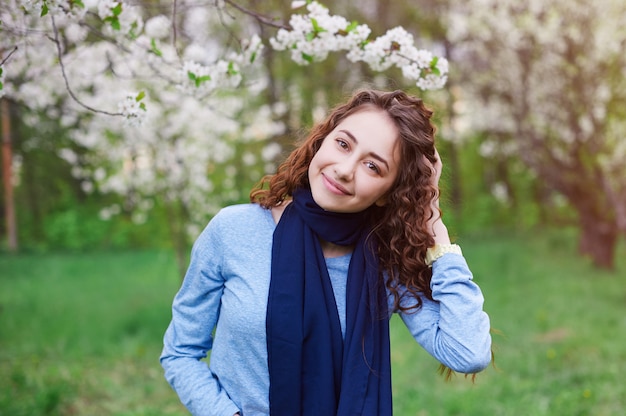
[307,152,320,182]
[307,161,314,183]
[372,179,396,200]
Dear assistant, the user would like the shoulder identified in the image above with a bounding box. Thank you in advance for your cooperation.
[206,203,274,237]
[210,203,272,226]
[194,203,273,252]
[213,203,270,222]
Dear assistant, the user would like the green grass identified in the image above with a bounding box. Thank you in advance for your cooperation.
[1,230,625,415]
[390,229,626,415]
[0,250,187,416]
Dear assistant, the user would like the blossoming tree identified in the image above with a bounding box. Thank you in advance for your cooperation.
[0,0,448,266]
[445,0,626,268]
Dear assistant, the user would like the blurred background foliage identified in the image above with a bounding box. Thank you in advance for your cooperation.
[2,100,569,263]
[2,0,605,264]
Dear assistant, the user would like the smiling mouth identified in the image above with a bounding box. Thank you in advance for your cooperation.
[322,173,351,196]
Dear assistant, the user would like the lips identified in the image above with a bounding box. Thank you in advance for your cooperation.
[322,173,351,196]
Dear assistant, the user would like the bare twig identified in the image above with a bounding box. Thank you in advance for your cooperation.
[50,14,123,116]
[223,0,289,30]
[171,0,182,59]
[80,18,134,53]
[216,2,246,52]
[1,46,19,66]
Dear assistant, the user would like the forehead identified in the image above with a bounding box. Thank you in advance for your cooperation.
[334,108,401,153]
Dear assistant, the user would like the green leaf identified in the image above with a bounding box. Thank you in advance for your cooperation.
[41,2,49,17]
[227,61,239,76]
[188,72,211,87]
[112,3,123,16]
[150,38,162,57]
[135,91,145,102]
[196,75,211,87]
[310,18,327,35]
[305,32,315,42]
[311,18,320,33]
[71,0,85,9]
[0,68,3,77]
[129,21,139,39]
[139,102,146,111]
[346,21,358,32]
[104,16,121,31]
[0,81,3,91]
[429,56,440,75]
[301,52,313,63]
[249,51,257,64]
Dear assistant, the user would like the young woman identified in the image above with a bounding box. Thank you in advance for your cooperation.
[160,89,492,416]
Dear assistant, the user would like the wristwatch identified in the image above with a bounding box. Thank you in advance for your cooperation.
[425,243,462,266]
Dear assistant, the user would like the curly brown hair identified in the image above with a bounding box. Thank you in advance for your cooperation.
[250,89,440,311]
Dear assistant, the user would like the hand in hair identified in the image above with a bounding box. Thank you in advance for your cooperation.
[426,148,451,245]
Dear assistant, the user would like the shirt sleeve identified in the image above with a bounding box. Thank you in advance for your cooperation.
[160,216,241,416]
[396,253,492,373]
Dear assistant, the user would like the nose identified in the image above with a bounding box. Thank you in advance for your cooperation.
[334,158,355,181]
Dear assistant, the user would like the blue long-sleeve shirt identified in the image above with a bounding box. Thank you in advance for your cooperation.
[160,203,491,416]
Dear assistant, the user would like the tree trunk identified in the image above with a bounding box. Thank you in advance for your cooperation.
[1,98,18,252]
[577,213,617,270]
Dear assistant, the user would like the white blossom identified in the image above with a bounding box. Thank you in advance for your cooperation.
[81,180,94,193]
[58,148,78,164]
[242,152,257,166]
[145,15,170,39]
[261,142,282,162]
[117,92,147,126]
[491,182,510,205]
[97,0,119,20]
[64,23,88,44]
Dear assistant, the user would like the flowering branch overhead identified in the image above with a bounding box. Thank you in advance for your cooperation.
[1,0,447,121]
[49,13,123,116]
[270,2,448,90]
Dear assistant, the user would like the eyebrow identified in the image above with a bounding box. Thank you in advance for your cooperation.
[338,129,390,171]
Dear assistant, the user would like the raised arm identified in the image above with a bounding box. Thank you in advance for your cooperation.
[398,149,491,372]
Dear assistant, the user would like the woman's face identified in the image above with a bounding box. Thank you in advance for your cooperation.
[308,107,401,213]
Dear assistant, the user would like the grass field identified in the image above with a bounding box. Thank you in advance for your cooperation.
[1,229,625,415]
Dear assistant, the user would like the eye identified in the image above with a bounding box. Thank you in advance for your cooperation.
[336,138,349,150]
[365,161,381,174]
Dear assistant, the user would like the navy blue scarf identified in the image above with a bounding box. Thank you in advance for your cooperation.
[266,188,392,415]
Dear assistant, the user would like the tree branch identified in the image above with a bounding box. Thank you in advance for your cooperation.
[0,46,19,66]
[171,0,182,59]
[223,0,289,30]
[50,14,122,116]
